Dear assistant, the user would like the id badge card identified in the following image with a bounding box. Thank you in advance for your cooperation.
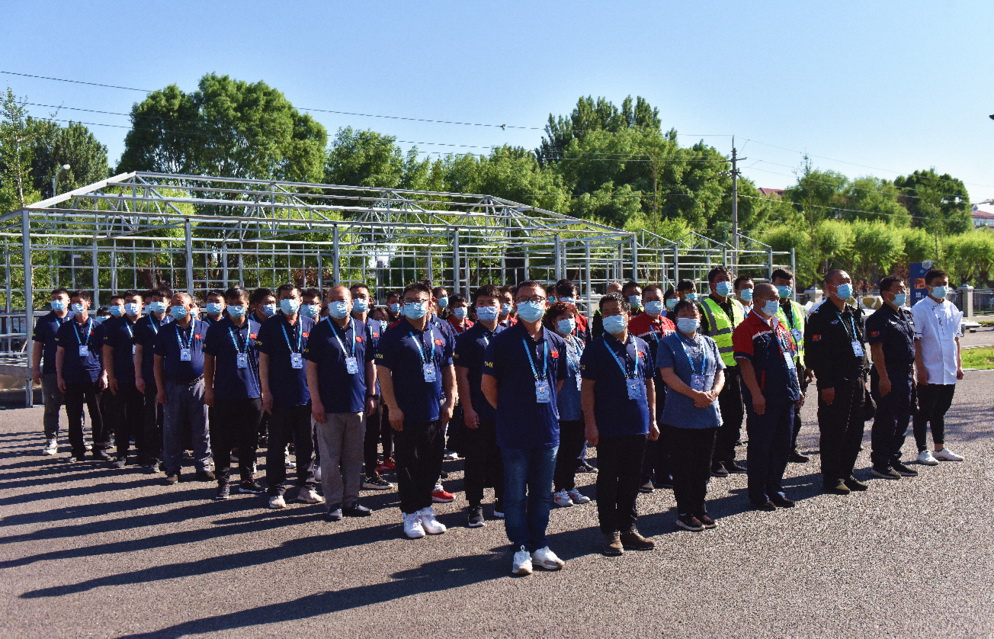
[690,373,706,392]
[575,372,582,391]
[422,362,437,383]
[180,347,192,362]
[791,328,802,344]
[290,352,303,369]
[850,340,864,357]
[236,353,249,369]
[132,345,136,355]
[784,352,796,370]
[627,379,643,400]
[345,356,359,375]
[78,345,90,358]
[535,380,551,404]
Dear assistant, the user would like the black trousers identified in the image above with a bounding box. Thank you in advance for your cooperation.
[713,366,745,463]
[596,433,647,533]
[140,384,163,463]
[64,380,108,457]
[380,403,394,461]
[266,404,316,496]
[817,377,866,484]
[104,383,145,459]
[790,364,809,452]
[554,419,586,492]
[913,383,955,451]
[746,402,794,504]
[446,404,467,456]
[211,398,263,483]
[641,383,670,484]
[870,368,913,467]
[664,425,717,516]
[394,420,444,514]
[363,404,381,476]
[464,418,503,506]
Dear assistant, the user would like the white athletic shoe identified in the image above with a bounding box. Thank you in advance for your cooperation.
[917,450,939,466]
[418,507,447,535]
[42,438,57,456]
[567,488,591,505]
[932,448,964,462]
[531,546,565,571]
[512,545,533,576]
[297,488,325,504]
[403,512,426,539]
[269,495,287,509]
[553,490,573,508]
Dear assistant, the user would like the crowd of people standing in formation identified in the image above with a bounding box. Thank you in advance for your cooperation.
[31,265,966,575]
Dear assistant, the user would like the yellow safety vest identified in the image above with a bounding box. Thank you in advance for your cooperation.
[700,297,745,367]
[775,300,806,368]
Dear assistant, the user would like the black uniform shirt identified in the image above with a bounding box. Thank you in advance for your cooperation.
[804,301,868,390]
[865,304,915,370]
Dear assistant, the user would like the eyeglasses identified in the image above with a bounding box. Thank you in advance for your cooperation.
[515,296,547,304]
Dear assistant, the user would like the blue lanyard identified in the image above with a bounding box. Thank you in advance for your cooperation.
[74,319,92,346]
[228,325,249,353]
[328,317,356,357]
[677,334,705,376]
[521,337,549,381]
[835,311,857,340]
[604,335,639,379]
[150,316,162,335]
[124,320,134,341]
[409,329,435,363]
[281,320,302,353]
[175,322,193,350]
[753,311,792,354]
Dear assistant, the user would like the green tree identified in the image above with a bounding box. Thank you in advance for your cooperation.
[844,177,911,226]
[443,147,569,212]
[0,87,43,211]
[894,169,971,236]
[325,127,405,188]
[810,219,855,276]
[783,162,849,225]
[30,121,109,197]
[944,231,994,286]
[537,95,661,165]
[849,220,904,284]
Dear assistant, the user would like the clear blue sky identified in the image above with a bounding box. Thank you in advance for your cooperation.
[3,1,993,201]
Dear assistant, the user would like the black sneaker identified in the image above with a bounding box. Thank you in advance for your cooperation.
[710,462,729,478]
[620,529,655,550]
[467,505,485,528]
[724,460,747,474]
[844,476,869,491]
[698,513,718,529]
[638,481,655,494]
[238,480,265,494]
[752,500,777,512]
[892,461,918,477]
[214,483,230,501]
[655,476,674,490]
[870,466,901,480]
[823,479,850,495]
[344,503,372,517]
[326,506,343,521]
[676,514,704,532]
[771,495,795,508]
[91,449,113,462]
[788,450,810,463]
[195,469,216,482]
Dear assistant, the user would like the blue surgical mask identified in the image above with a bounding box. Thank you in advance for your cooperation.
[835,283,853,300]
[476,306,499,322]
[50,299,67,312]
[91,317,104,325]
[262,303,277,317]
[677,317,700,334]
[125,302,141,317]
[206,302,223,316]
[739,288,754,302]
[685,292,698,302]
[436,297,449,309]
[557,318,576,335]
[776,285,792,299]
[109,306,124,317]
[353,298,369,313]
[628,295,642,309]
[665,298,678,310]
[170,305,189,319]
[603,315,628,335]
[301,303,321,319]
[389,302,400,314]
[451,307,467,320]
[560,297,576,305]
[501,303,512,316]
[892,293,907,307]
[515,301,546,323]
[762,300,780,317]
[715,281,733,297]
[328,301,349,319]
[645,300,663,316]
[227,305,246,318]
[549,296,557,304]
[279,299,300,315]
[403,301,428,319]
[149,301,167,314]
[930,285,948,299]
[71,303,86,313]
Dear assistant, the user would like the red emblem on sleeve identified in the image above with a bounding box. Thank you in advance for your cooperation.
[356,336,364,343]
[435,339,444,346]
[250,333,257,339]
[550,350,559,358]
[303,332,310,338]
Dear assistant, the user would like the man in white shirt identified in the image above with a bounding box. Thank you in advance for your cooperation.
[910,269,965,465]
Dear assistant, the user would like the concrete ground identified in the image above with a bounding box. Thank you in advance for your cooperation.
[1,373,992,639]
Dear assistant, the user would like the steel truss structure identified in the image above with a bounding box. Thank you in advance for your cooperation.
[0,172,794,403]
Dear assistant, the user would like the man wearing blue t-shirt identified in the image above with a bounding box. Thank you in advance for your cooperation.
[102,290,145,467]
[55,290,108,461]
[32,288,74,455]
[133,287,172,469]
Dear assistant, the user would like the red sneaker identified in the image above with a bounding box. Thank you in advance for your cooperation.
[377,458,396,473]
[432,488,455,503]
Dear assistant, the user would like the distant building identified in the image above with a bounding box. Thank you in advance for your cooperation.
[758,187,784,198]
[971,203,994,228]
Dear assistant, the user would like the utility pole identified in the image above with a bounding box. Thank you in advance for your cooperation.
[730,137,746,267]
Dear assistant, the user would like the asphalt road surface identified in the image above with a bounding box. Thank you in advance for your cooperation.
[2,372,992,638]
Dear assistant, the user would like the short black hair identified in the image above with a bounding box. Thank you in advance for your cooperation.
[924,269,948,285]
[449,293,467,306]
[275,283,299,297]
[402,281,432,298]
[123,289,142,300]
[878,276,902,294]
[733,275,753,290]
[555,279,579,298]
[350,283,370,295]
[598,291,630,313]
[514,280,544,297]
[707,266,732,284]
[621,280,641,296]
[677,279,696,293]
[664,287,677,300]
[432,286,448,298]
[473,284,502,303]
[149,287,172,301]
[51,288,70,298]
[205,289,225,301]
[250,287,274,305]
[224,286,250,303]
[643,284,663,296]
[70,290,91,303]
[108,293,125,303]
[771,268,794,283]
[673,299,700,316]
[300,287,321,301]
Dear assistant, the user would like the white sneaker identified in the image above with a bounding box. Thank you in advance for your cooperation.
[531,546,565,571]
[298,488,325,504]
[567,488,591,505]
[42,438,57,456]
[418,507,447,534]
[403,512,426,539]
[269,495,287,509]
[313,465,322,482]
[553,490,573,508]
[933,448,964,462]
[512,545,533,575]
[917,450,939,466]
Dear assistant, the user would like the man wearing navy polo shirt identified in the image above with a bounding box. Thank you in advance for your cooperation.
[581,292,658,556]
[203,286,264,500]
[376,282,456,539]
[257,283,323,509]
[350,283,392,491]
[201,290,226,327]
[154,292,213,484]
[32,288,74,455]
[133,287,172,470]
[55,291,108,461]
[305,285,375,520]
[733,283,802,511]
[482,280,568,576]
[454,284,506,528]
[102,290,145,467]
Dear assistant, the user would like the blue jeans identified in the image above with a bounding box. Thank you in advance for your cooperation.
[502,445,557,551]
